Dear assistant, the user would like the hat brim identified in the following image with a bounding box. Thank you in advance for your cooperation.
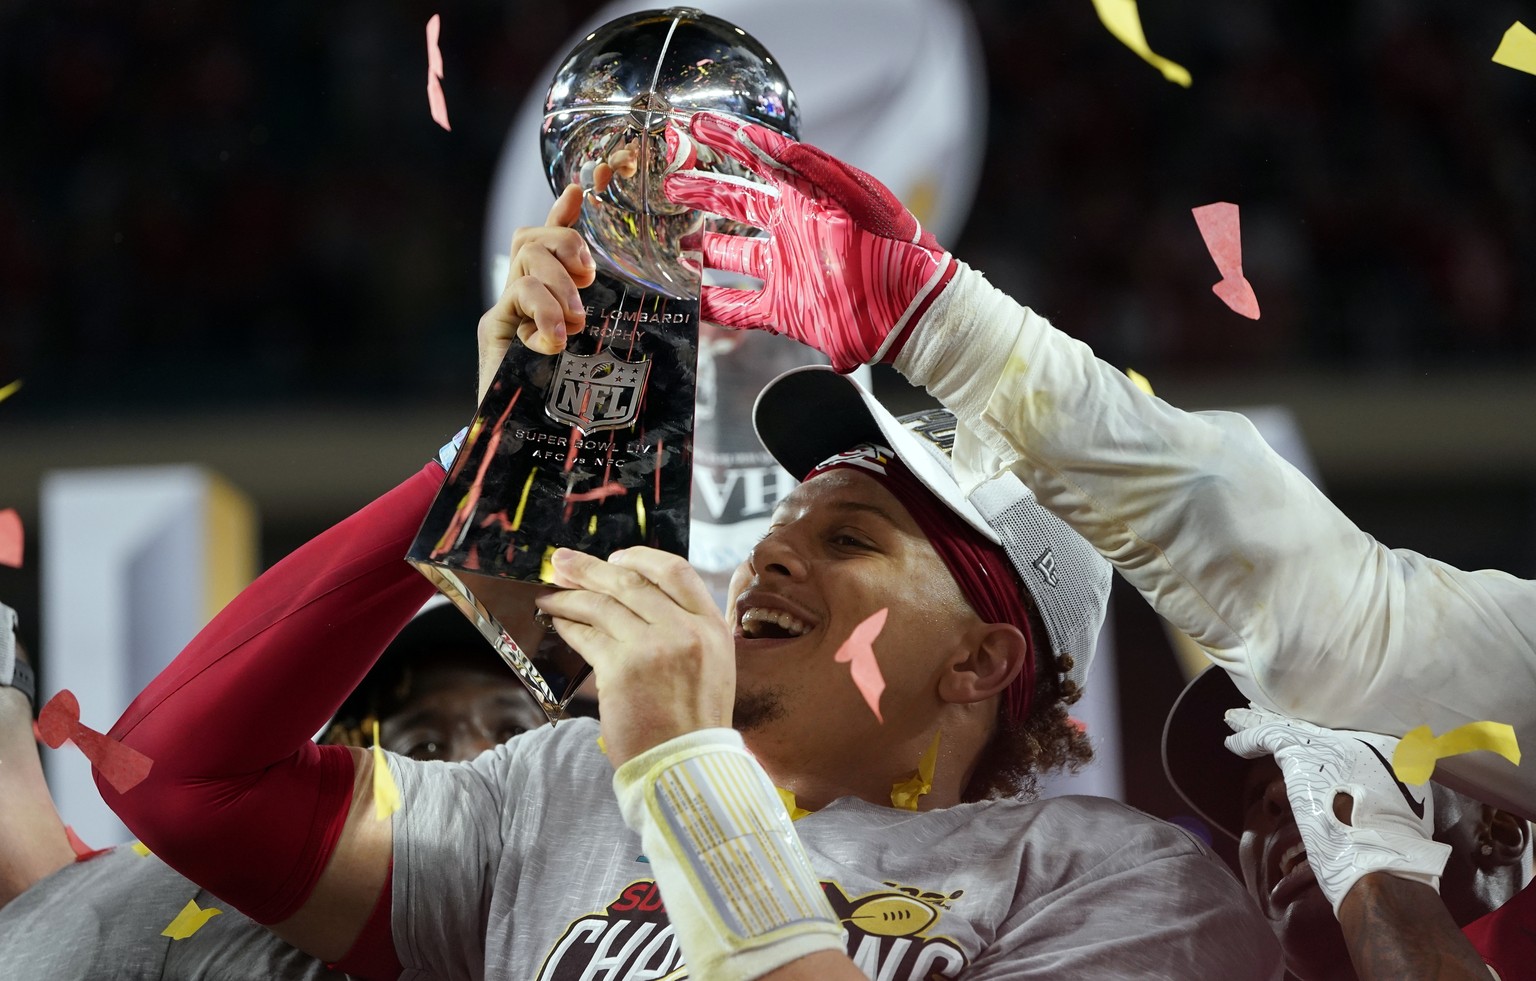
[752,365,998,541]
[1161,666,1252,842]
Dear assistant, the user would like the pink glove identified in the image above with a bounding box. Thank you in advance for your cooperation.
[663,111,956,373]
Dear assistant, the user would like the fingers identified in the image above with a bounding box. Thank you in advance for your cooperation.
[698,232,771,280]
[663,170,779,228]
[538,548,719,623]
[687,112,795,179]
[662,122,697,173]
[700,285,771,331]
[546,182,585,228]
[1223,729,1274,760]
[490,212,595,358]
[606,547,719,619]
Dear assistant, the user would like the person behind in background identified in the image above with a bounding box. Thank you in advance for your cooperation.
[0,597,545,979]
[1164,666,1532,980]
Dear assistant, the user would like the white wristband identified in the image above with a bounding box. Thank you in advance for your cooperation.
[613,729,843,980]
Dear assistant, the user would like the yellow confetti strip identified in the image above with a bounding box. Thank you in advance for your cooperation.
[0,379,21,404]
[890,729,942,811]
[1392,721,1521,786]
[1492,22,1536,77]
[596,734,607,754]
[1125,368,1155,396]
[161,899,222,940]
[1091,0,1191,87]
[130,841,152,857]
[540,545,560,584]
[371,721,402,821]
[776,786,811,821]
[588,514,598,536]
[511,469,537,531]
[636,495,647,536]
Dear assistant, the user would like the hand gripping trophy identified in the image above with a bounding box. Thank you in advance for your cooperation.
[408,7,800,720]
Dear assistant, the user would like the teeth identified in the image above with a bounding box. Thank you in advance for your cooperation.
[1279,842,1307,876]
[740,607,811,638]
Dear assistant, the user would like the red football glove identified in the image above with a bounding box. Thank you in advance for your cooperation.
[662,111,956,373]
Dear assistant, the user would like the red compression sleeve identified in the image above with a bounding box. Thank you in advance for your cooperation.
[97,463,441,925]
[1462,878,1536,980]
[331,861,403,981]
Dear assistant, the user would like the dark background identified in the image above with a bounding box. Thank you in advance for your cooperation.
[1,0,1533,832]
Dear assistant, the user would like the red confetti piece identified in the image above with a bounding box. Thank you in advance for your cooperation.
[564,482,628,504]
[64,825,110,862]
[1191,202,1260,320]
[425,14,451,132]
[0,508,22,568]
[834,608,889,723]
[37,689,154,794]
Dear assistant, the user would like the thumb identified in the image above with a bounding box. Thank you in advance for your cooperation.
[547,183,584,229]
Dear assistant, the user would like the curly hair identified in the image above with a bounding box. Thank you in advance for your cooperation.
[962,601,1095,802]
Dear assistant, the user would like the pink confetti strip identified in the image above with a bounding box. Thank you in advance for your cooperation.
[426,15,451,132]
[0,508,22,568]
[37,690,154,794]
[834,608,889,722]
[1191,202,1260,320]
[64,825,110,862]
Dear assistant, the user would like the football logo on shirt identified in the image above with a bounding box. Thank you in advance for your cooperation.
[535,878,968,980]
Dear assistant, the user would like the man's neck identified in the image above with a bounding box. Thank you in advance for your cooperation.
[740,712,984,813]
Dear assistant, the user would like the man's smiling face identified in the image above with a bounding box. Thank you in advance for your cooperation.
[725,467,979,740]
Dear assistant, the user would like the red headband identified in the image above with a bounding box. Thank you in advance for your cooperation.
[807,445,1037,719]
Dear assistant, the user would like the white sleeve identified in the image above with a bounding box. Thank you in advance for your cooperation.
[897,264,1536,818]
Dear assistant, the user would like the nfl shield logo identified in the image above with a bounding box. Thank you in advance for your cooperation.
[545,349,652,434]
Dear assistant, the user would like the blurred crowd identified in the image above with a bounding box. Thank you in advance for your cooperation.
[1,0,1532,419]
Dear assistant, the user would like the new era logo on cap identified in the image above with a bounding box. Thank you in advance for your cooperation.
[1032,548,1060,587]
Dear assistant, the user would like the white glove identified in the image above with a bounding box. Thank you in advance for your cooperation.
[1224,707,1451,915]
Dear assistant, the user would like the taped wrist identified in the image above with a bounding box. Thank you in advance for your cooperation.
[0,601,36,707]
[1320,824,1451,916]
[613,729,843,980]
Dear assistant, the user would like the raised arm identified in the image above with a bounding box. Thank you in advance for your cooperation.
[661,111,1536,819]
[99,462,440,973]
[98,184,597,976]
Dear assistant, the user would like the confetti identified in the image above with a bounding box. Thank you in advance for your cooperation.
[834,608,889,723]
[1392,721,1521,786]
[64,825,110,862]
[37,690,154,794]
[890,729,942,811]
[1192,202,1261,319]
[1091,0,1191,88]
[776,786,811,821]
[371,720,401,821]
[1125,368,1155,396]
[0,509,21,568]
[161,899,222,940]
[1492,22,1536,77]
[425,15,451,131]
[130,841,152,857]
[0,379,20,404]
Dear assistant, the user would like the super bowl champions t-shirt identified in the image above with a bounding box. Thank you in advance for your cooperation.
[0,846,349,980]
[388,718,1281,980]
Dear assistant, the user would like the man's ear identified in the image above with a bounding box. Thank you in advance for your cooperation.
[937,623,1028,706]
[1477,806,1531,873]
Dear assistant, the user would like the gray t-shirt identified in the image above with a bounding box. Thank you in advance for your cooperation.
[0,846,349,980]
[390,718,1281,980]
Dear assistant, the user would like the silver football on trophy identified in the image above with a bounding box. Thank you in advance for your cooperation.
[541,7,799,298]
